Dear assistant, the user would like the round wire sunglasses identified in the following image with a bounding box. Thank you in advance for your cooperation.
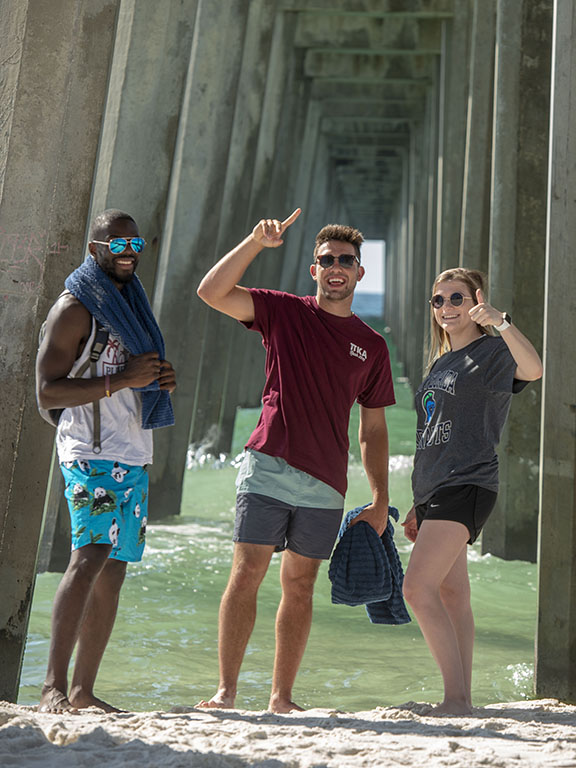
[92,237,146,255]
[429,292,474,309]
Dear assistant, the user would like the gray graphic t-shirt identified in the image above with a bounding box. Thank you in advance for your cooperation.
[411,335,527,505]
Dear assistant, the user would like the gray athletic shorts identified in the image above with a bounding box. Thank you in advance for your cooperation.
[234,450,344,560]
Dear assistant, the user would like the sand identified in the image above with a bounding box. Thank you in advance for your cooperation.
[1,699,575,767]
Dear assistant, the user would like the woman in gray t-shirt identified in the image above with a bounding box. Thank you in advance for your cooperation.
[401,267,542,716]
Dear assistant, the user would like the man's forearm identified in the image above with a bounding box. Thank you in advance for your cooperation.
[37,370,128,410]
[351,426,390,535]
[359,408,390,505]
[360,434,390,508]
[197,210,300,321]
[197,234,262,305]
[37,351,163,410]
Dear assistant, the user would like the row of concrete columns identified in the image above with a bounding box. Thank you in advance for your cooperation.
[1,0,575,703]
[384,0,552,563]
[383,0,576,700]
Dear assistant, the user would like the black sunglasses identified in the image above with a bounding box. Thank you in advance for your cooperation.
[430,292,474,309]
[316,253,360,269]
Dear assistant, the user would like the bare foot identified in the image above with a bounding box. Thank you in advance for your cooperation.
[428,700,473,717]
[196,689,236,709]
[68,689,124,713]
[39,685,78,714]
[269,695,304,714]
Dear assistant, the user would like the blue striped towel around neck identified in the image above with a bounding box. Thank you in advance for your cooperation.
[65,255,174,429]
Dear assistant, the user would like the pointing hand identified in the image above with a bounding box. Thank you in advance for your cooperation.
[252,208,302,249]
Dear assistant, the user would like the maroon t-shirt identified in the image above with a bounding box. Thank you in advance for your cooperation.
[243,290,395,496]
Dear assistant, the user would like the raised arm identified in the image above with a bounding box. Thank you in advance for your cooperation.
[197,208,301,322]
[36,295,163,410]
[469,289,543,381]
[349,405,390,535]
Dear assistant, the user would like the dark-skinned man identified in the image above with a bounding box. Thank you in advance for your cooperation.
[36,209,176,713]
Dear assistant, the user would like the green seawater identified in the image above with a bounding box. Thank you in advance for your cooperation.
[18,332,538,711]
[19,460,537,712]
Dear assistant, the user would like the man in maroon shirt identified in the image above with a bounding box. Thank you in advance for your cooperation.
[197,208,395,713]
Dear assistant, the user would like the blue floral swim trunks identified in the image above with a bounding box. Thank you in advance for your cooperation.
[61,459,149,563]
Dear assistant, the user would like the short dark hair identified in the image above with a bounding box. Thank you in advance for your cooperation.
[89,209,137,241]
[314,224,364,261]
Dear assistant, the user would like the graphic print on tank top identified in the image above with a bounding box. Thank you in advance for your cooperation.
[101,336,128,376]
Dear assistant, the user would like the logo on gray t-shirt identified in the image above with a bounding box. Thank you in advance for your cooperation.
[412,336,523,505]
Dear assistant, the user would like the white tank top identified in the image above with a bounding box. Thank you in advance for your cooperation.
[56,318,154,465]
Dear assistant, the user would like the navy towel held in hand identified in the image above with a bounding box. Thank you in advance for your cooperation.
[328,505,411,625]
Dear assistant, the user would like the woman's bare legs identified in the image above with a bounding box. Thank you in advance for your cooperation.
[403,519,473,715]
[439,546,474,707]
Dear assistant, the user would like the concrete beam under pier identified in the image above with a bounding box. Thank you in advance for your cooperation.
[536,0,576,701]
[482,0,552,563]
[0,0,119,702]
[149,0,251,517]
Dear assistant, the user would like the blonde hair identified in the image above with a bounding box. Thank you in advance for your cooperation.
[426,268,494,372]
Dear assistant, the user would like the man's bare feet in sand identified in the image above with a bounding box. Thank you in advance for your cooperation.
[428,699,473,717]
[38,685,78,714]
[68,687,124,713]
[197,688,236,710]
[268,694,304,714]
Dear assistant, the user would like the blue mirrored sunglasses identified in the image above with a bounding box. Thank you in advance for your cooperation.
[92,237,146,254]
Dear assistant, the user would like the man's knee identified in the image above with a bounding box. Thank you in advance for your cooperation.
[67,544,112,585]
[99,557,128,593]
[227,551,271,592]
[280,558,320,600]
